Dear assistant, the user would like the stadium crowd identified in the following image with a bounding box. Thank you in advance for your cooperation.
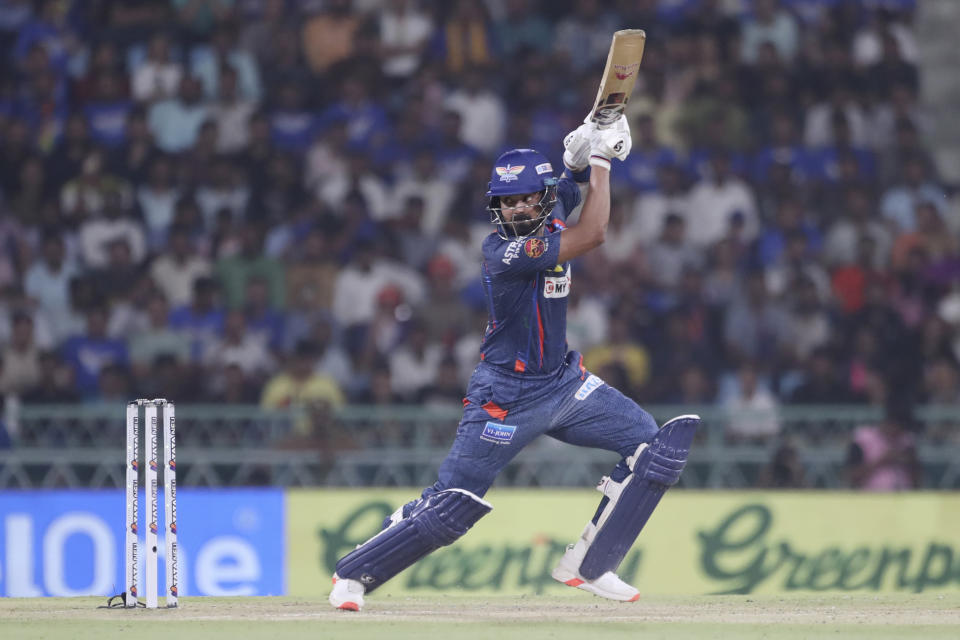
[0,0,956,457]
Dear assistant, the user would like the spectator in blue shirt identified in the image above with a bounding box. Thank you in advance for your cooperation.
[60,303,130,398]
[753,110,814,184]
[84,73,133,148]
[244,275,285,352]
[317,77,390,151]
[617,114,677,193]
[168,276,226,362]
[756,198,822,268]
[269,82,317,153]
[433,110,480,184]
[810,111,876,184]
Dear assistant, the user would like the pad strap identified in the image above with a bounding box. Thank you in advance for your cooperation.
[335,489,492,592]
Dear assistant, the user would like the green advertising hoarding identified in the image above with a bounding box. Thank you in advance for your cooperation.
[288,490,960,596]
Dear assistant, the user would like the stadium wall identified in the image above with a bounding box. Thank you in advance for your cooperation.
[0,489,285,598]
[290,489,960,597]
[2,489,958,597]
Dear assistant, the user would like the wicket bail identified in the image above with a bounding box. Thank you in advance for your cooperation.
[125,399,178,609]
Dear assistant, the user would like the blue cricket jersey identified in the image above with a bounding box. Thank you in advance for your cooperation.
[478,177,584,375]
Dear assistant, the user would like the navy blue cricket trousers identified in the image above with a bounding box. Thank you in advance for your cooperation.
[427,351,659,498]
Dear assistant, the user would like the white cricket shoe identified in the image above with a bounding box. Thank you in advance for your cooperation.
[551,542,640,602]
[329,573,365,611]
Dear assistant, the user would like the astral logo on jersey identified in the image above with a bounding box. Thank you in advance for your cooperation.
[495,165,524,182]
[480,422,517,445]
[544,271,570,298]
[574,375,604,400]
[524,238,545,259]
[501,240,523,265]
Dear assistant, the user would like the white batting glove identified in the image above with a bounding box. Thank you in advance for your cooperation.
[562,122,594,172]
[589,114,632,170]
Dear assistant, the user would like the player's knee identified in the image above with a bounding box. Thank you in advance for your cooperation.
[414,488,492,545]
[624,414,699,486]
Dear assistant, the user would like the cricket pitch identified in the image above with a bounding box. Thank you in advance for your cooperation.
[2,593,958,639]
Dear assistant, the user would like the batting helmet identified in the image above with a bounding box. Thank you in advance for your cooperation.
[485,148,558,239]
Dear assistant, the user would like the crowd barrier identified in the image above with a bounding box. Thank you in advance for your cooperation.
[3,404,960,489]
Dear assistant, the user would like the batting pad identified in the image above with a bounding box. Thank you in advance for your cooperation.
[335,488,492,592]
[579,415,699,581]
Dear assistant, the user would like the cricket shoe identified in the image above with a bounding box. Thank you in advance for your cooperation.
[551,542,640,602]
[329,573,365,611]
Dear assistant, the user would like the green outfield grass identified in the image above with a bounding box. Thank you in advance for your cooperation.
[2,593,958,639]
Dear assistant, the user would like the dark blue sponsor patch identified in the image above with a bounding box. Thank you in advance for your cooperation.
[481,421,517,445]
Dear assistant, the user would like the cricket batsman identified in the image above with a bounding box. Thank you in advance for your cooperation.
[329,115,700,610]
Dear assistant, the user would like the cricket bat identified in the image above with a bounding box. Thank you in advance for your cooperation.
[588,29,646,127]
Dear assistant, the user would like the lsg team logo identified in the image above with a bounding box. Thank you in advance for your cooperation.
[495,164,524,182]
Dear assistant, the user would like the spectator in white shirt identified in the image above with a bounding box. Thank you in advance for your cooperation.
[880,154,948,233]
[132,32,183,103]
[632,163,692,246]
[646,213,704,291]
[137,156,181,249]
[723,361,781,442]
[190,23,262,103]
[24,232,78,342]
[377,0,433,81]
[205,309,275,380]
[804,86,869,149]
[331,239,426,330]
[391,151,456,235]
[195,159,250,227]
[389,320,444,402]
[149,225,213,307]
[824,185,892,269]
[147,76,210,154]
[78,190,147,270]
[212,66,255,153]
[739,0,799,64]
[444,67,507,155]
[686,152,759,248]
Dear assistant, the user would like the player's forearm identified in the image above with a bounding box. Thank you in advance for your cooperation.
[557,166,609,263]
[582,165,610,238]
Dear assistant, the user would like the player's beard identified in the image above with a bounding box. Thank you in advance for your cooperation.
[511,213,538,237]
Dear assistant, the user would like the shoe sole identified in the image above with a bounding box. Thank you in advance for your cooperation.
[329,576,363,611]
[552,568,639,602]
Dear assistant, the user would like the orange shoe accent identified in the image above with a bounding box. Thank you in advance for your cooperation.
[628,593,640,602]
[482,401,508,420]
[337,602,360,611]
[565,578,585,587]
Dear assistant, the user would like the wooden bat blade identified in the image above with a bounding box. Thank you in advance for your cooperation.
[589,29,646,127]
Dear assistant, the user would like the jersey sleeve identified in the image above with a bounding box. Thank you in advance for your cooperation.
[482,231,562,277]
[552,176,584,224]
